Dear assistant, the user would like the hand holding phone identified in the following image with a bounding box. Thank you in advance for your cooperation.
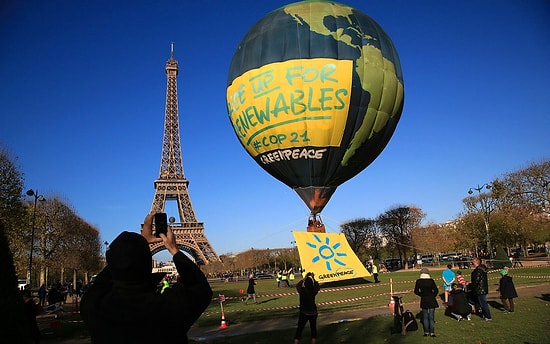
[154,213,168,238]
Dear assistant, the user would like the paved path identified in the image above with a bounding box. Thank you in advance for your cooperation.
[188,305,391,342]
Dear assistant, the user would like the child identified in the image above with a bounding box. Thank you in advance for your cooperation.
[441,264,456,303]
[498,269,518,312]
[448,283,471,321]
[456,270,467,291]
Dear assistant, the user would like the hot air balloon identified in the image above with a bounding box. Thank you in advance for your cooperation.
[227,0,404,231]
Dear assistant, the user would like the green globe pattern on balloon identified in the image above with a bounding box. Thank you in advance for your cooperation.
[227,1,403,213]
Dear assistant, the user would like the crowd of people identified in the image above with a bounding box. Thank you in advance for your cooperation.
[413,257,519,338]
[18,218,528,344]
[20,279,84,343]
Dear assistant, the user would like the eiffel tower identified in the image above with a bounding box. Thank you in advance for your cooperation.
[148,43,220,265]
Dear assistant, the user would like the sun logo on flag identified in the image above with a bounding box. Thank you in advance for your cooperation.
[306,233,347,271]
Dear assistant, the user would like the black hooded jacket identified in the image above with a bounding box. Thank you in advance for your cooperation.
[471,264,489,295]
[81,233,212,344]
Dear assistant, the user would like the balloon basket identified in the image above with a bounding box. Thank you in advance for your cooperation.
[307,214,326,233]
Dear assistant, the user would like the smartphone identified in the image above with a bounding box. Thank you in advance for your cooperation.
[154,213,168,237]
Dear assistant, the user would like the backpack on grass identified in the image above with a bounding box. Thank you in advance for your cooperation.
[401,310,418,335]
[391,296,418,335]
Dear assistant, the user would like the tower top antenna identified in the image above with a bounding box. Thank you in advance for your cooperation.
[170,42,174,59]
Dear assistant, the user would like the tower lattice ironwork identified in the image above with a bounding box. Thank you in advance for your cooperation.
[148,44,219,265]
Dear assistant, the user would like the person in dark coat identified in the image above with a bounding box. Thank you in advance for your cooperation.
[38,284,47,307]
[471,257,492,321]
[22,289,41,343]
[448,283,472,321]
[80,213,212,344]
[294,272,321,344]
[414,267,439,337]
[497,269,518,313]
[244,274,257,304]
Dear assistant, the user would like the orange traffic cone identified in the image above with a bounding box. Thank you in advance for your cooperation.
[219,311,228,329]
[388,295,395,310]
[388,278,395,310]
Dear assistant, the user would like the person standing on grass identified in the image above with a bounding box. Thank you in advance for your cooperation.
[294,272,321,344]
[414,267,439,337]
[38,284,47,307]
[471,257,492,321]
[244,274,257,304]
[22,289,41,344]
[371,260,380,283]
[442,264,456,304]
[497,269,518,313]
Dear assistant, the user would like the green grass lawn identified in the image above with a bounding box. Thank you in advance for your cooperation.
[193,266,550,343]
[196,265,550,327]
[192,291,550,343]
[40,265,550,343]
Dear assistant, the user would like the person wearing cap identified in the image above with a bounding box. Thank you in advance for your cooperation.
[80,213,212,343]
[470,257,492,321]
[497,269,518,313]
[414,267,439,337]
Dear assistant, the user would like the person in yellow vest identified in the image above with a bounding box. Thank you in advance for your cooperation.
[289,270,295,286]
[371,260,380,283]
[277,271,282,288]
[161,276,171,294]
[281,271,289,287]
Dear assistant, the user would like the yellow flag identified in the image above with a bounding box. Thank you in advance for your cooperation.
[292,231,371,283]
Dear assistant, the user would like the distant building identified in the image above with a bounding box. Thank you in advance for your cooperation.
[152,261,177,276]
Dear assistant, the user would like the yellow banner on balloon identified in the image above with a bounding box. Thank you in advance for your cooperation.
[227,58,352,156]
[292,231,371,283]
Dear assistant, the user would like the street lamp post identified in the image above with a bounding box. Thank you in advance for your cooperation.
[468,184,493,259]
[26,189,45,288]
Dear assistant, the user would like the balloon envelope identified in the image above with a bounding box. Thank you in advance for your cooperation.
[227,1,404,214]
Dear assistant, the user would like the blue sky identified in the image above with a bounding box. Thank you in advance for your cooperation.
[1,0,549,260]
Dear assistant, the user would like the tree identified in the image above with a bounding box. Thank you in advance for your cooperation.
[1,144,102,284]
[412,223,457,258]
[495,159,550,216]
[462,188,499,258]
[377,206,425,262]
[455,212,486,256]
[1,139,30,342]
[492,159,550,248]
[0,221,30,342]
[23,196,102,285]
[341,217,379,262]
[0,145,25,228]
[0,145,28,276]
